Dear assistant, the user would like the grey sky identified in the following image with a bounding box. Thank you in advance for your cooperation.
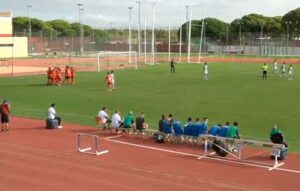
[1,0,299,29]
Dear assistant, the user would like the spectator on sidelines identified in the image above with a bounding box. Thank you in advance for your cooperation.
[184,117,192,128]
[123,111,135,130]
[111,110,123,132]
[199,117,209,134]
[158,114,166,132]
[184,117,193,142]
[226,122,240,152]
[135,112,148,132]
[270,125,288,148]
[226,122,240,139]
[209,124,221,136]
[98,107,111,129]
[219,122,230,137]
[166,113,173,124]
[1,100,11,131]
[47,103,63,128]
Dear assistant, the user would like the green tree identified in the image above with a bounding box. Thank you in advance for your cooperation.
[179,18,226,42]
[47,19,72,37]
[282,7,300,36]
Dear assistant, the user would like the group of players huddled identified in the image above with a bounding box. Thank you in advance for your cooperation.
[47,66,76,86]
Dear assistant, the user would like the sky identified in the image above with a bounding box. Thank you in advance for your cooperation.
[1,0,300,29]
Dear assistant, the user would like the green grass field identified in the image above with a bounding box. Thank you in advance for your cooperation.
[1,62,299,151]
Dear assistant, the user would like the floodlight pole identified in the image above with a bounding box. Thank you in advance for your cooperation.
[137,1,141,60]
[27,5,32,54]
[168,24,171,61]
[188,5,192,63]
[260,25,263,55]
[198,19,205,63]
[285,21,292,55]
[239,21,243,53]
[179,7,182,63]
[80,8,84,54]
[77,3,83,55]
[128,7,133,63]
[185,5,189,47]
[144,2,147,64]
[151,3,155,65]
[226,24,229,54]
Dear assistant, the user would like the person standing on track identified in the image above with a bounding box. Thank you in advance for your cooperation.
[1,100,11,131]
[262,63,268,80]
[170,58,176,73]
[204,62,208,80]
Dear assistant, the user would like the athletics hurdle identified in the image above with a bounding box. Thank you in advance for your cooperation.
[199,135,285,170]
[77,133,109,156]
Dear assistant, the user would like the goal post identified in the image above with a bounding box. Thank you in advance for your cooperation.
[97,51,138,72]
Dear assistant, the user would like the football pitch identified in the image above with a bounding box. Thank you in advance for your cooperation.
[1,62,299,151]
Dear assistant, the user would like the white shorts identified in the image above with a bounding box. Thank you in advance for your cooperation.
[101,118,107,124]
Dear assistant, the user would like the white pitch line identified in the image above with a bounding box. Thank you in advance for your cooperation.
[104,136,300,175]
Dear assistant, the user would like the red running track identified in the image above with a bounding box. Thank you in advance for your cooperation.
[0,116,299,191]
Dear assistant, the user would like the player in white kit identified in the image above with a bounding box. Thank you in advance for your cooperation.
[288,65,293,80]
[110,70,115,90]
[204,62,208,80]
[273,59,278,73]
[280,63,286,77]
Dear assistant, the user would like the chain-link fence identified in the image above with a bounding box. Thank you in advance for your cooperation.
[14,29,300,58]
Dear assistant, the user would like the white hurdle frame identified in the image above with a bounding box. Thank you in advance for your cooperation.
[77,133,109,156]
[199,134,285,170]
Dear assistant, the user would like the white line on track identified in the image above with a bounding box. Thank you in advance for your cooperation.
[104,135,300,175]
[242,150,269,160]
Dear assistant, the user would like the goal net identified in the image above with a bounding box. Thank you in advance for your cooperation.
[97,51,138,72]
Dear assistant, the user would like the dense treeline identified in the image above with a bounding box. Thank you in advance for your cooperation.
[13,7,300,41]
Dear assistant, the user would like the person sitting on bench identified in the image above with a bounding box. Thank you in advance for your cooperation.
[111,110,123,133]
[98,107,111,129]
[123,111,135,131]
[47,103,63,128]
[135,112,148,133]
[270,125,288,147]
